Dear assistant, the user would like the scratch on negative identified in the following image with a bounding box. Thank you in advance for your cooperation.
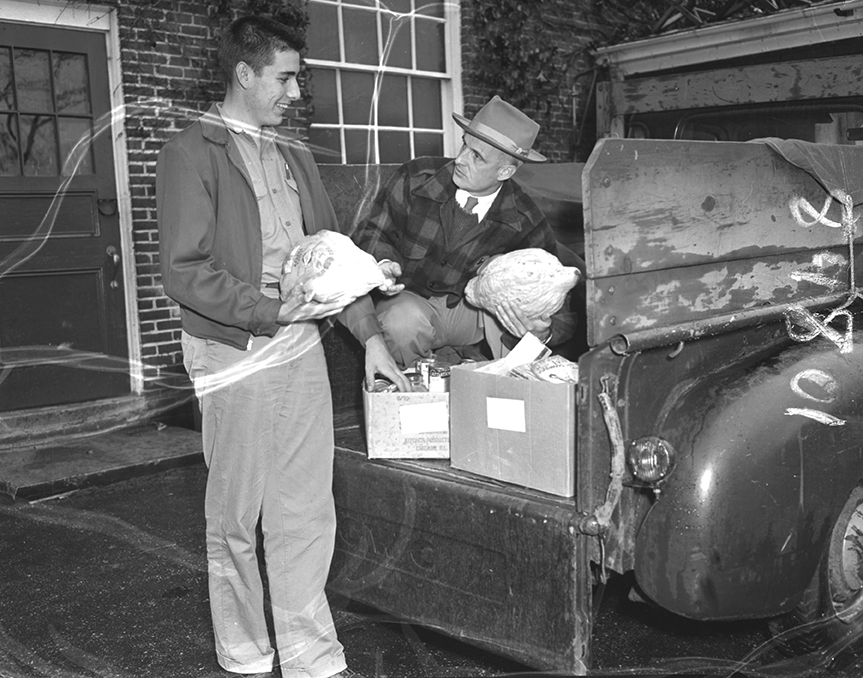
[784,407,846,426]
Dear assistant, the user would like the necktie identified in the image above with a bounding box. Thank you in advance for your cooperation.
[463,196,478,215]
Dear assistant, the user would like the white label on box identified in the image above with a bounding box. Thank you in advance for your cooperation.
[486,397,526,432]
[399,401,449,434]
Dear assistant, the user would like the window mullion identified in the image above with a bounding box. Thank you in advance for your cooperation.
[48,50,61,174]
[307,0,458,164]
[335,68,346,164]
[336,2,347,163]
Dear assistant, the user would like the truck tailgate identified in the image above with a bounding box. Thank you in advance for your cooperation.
[329,412,591,674]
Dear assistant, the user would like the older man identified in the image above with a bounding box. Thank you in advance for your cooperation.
[344,96,579,390]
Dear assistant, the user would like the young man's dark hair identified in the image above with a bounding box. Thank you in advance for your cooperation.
[217,15,305,83]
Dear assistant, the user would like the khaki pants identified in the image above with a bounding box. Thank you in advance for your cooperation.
[182,323,346,678]
[375,291,508,368]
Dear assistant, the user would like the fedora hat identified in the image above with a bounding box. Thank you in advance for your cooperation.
[452,96,546,163]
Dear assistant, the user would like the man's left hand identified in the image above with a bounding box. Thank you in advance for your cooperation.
[493,299,552,343]
[376,260,404,297]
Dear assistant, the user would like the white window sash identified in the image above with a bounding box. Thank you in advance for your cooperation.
[305,0,461,162]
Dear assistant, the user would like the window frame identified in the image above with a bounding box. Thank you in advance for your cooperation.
[304,0,462,164]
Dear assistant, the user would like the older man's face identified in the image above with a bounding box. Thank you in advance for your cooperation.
[452,134,515,196]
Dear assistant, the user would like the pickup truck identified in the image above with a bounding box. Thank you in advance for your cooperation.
[319,137,863,674]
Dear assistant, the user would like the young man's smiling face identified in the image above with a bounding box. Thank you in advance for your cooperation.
[452,134,517,196]
[240,48,301,129]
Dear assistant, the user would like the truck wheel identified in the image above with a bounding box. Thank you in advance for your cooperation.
[769,483,863,656]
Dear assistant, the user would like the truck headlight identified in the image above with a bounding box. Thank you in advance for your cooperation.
[626,436,676,484]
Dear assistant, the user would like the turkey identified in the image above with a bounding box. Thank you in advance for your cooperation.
[465,248,580,318]
[280,230,391,305]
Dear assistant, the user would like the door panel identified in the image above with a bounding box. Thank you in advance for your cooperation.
[0,21,128,411]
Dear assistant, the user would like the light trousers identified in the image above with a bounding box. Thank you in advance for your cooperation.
[375,290,507,368]
[182,323,346,678]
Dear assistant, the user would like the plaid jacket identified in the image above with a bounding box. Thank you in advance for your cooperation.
[352,157,576,346]
[354,157,558,302]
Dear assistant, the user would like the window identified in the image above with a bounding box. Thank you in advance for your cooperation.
[0,45,94,177]
[627,103,863,146]
[305,0,461,164]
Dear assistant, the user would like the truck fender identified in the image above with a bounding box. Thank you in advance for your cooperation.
[634,335,863,621]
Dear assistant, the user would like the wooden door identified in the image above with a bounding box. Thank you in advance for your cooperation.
[0,21,129,412]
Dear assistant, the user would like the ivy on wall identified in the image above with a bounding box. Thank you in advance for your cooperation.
[469,0,562,113]
[591,0,833,45]
[214,0,309,33]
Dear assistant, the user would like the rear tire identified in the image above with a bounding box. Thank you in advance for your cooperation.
[769,483,863,656]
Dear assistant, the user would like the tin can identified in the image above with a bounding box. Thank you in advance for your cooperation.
[372,378,398,393]
[406,371,426,391]
[428,364,451,393]
[416,357,435,389]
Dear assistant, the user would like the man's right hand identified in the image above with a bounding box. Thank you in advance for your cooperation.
[364,333,413,392]
[376,260,404,297]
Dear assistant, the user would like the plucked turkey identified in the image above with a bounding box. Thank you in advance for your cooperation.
[465,248,580,318]
[280,230,390,304]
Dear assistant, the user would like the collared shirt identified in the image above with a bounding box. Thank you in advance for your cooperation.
[217,104,304,287]
[455,186,501,223]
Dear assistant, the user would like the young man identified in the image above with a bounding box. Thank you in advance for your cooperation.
[157,16,371,678]
[346,96,581,390]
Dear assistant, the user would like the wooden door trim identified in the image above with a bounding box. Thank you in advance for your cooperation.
[4,1,142,395]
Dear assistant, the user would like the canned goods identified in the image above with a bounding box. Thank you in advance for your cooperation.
[372,378,398,393]
[406,371,426,391]
[416,358,435,389]
[428,364,451,393]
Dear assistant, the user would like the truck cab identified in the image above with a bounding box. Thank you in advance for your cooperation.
[593,0,863,148]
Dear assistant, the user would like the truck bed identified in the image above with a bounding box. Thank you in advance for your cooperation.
[329,406,591,674]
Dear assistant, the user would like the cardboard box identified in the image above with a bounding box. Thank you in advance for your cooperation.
[450,362,576,497]
[362,385,450,459]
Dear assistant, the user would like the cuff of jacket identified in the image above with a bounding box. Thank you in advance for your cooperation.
[249,294,283,337]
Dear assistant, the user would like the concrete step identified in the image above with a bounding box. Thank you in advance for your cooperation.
[0,422,203,503]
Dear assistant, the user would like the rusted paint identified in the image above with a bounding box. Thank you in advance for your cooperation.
[612,54,863,116]
[585,140,857,279]
[587,250,850,346]
[583,140,863,347]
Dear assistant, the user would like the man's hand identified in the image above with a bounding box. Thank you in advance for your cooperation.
[277,288,350,324]
[364,333,413,391]
[493,299,552,343]
[376,259,404,297]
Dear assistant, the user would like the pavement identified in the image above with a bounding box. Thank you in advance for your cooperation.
[3,418,863,678]
[0,414,547,678]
